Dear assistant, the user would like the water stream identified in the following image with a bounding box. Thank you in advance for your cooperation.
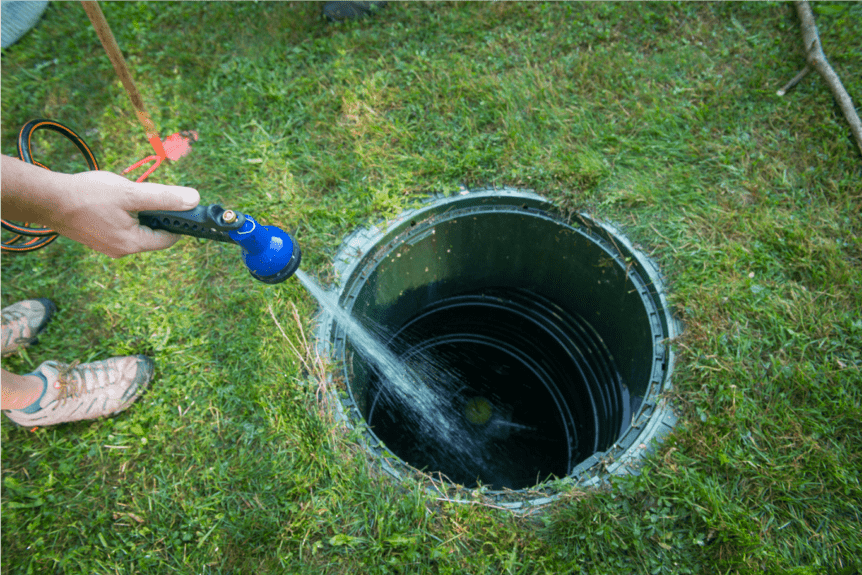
[295,270,488,477]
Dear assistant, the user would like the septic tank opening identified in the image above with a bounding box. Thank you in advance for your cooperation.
[317,188,679,508]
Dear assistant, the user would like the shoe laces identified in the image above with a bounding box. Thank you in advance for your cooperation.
[55,360,84,402]
[1,307,23,325]
[1,308,33,346]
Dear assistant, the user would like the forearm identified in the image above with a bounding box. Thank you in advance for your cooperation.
[1,155,73,227]
[1,155,199,258]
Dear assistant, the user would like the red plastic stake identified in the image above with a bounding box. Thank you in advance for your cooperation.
[123,131,198,182]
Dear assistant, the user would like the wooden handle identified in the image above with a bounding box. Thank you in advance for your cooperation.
[81,1,167,159]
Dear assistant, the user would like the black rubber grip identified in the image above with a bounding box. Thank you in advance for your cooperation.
[139,205,245,244]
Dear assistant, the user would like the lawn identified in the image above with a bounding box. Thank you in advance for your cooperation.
[1,2,860,573]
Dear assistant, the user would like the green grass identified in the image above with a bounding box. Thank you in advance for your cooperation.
[2,2,860,573]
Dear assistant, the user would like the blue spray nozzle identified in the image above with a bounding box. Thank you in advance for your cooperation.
[138,205,301,284]
[228,214,301,284]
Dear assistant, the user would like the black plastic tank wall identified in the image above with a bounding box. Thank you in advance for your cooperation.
[316,188,680,509]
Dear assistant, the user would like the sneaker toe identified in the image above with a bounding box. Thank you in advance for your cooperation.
[115,355,155,404]
[1,298,57,356]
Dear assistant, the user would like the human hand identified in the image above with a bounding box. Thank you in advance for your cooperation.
[51,170,200,258]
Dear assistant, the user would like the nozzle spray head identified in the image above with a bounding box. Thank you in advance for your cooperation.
[138,204,301,284]
[227,213,301,284]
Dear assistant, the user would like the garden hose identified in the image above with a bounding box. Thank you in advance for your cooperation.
[1,119,99,253]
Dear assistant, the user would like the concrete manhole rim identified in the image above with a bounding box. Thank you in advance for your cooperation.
[314,187,681,510]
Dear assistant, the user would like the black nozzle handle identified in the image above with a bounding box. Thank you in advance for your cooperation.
[139,204,245,244]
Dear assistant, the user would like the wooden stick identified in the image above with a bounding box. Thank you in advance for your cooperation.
[776,65,811,97]
[81,1,167,159]
[794,0,862,156]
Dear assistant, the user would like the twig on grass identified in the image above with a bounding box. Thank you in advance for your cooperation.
[776,65,812,97]
[267,300,328,384]
[433,496,522,513]
[794,0,862,155]
[267,300,339,428]
[268,301,311,373]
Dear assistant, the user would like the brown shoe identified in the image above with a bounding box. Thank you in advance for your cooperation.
[4,356,154,427]
[1,298,56,357]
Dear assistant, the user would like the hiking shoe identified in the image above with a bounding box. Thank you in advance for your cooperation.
[323,1,386,22]
[3,355,154,427]
[1,298,56,357]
